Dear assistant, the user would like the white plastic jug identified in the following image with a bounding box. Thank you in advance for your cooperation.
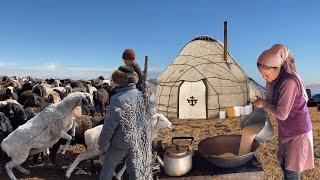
[245,103,253,115]
[234,106,241,117]
[240,106,246,116]
[219,110,226,119]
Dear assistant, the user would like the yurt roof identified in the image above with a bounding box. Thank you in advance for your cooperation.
[158,35,248,84]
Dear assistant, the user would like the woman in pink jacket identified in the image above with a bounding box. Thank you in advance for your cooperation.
[254,44,314,180]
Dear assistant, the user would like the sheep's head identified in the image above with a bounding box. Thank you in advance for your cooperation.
[5,87,14,97]
[151,113,172,130]
[48,92,61,104]
[0,112,12,132]
[32,84,45,97]
[4,103,27,122]
[22,92,37,107]
[65,86,72,94]
[22,82,33,91]
[101,79,113,91]
[102,80,111,86]
[6,87,18,100]
[8,80,21,89]
[85,84,91,93]
[52,79,62,87]
[5,103,17,118]
[0,112,7,122]
[82,120,93,131]
[81,92,94,115]
[2,76,9,82]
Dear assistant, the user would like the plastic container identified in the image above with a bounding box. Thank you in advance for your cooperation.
[240,106,246,116]
[219,110,226,119]
[226,107,235,118]
[245,103,253,115]
[234,106,241,117]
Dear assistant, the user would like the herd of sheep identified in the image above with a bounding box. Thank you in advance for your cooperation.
[0,75,172,180]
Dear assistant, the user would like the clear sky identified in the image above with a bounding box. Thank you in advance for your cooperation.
[0,0,319,85]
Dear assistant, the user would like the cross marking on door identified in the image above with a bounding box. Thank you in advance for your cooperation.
[187,96,198,106]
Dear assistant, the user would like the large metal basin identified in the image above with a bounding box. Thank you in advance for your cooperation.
[198,135,260,168]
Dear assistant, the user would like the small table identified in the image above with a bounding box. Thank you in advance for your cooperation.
[158,151,264,180]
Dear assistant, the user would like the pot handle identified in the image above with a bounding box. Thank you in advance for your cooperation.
[172,137,194,146]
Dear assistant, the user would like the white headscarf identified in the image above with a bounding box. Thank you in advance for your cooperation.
[258,44,308,102]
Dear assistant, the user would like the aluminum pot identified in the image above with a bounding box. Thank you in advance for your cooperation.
[198,135,260,168]
[157,137,194,176]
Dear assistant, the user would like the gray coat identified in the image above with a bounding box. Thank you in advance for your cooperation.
[98,83,141,149]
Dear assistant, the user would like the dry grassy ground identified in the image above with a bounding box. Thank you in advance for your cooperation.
[0,108,319,179]
[156,107,320,180]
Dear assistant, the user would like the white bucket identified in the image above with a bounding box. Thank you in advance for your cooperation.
[245,103,253,115]
[234,106,241,117]
[219,110,226,119]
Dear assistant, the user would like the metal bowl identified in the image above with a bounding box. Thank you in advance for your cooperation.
[240,108,273,141]
[198,135,260,168]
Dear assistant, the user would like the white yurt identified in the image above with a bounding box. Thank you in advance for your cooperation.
[156,36,265,119]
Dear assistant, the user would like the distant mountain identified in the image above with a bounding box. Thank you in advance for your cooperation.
[146,71,162,80]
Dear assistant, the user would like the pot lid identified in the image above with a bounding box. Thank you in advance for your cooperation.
[166,145,188,156]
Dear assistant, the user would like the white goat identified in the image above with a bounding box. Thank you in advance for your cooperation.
[1,92,92,180]
[52,79,62,87]
[85,84,97,104]
[100,79,111,86]
[65,113,172,178]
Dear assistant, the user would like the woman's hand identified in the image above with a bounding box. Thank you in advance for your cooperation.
[253,96,268,108]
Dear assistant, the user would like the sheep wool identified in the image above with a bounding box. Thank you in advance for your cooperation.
[0,92,85,165]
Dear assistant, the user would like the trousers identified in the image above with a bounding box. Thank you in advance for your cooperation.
[281,159,300,180]
[100,146,136,180]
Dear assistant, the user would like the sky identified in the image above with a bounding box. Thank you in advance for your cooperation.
[0,0,320,85]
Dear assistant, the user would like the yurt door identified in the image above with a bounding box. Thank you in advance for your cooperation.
[179,80,206,119]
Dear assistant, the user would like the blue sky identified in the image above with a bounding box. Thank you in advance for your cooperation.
[0,0,320,85]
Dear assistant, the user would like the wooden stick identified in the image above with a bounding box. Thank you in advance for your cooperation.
[143,56,149,108]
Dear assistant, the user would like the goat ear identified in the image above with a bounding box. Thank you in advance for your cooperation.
[152,113,160,120]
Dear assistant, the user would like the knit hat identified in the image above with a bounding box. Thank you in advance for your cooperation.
[122,48,135,61]
[112,65,139,86]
